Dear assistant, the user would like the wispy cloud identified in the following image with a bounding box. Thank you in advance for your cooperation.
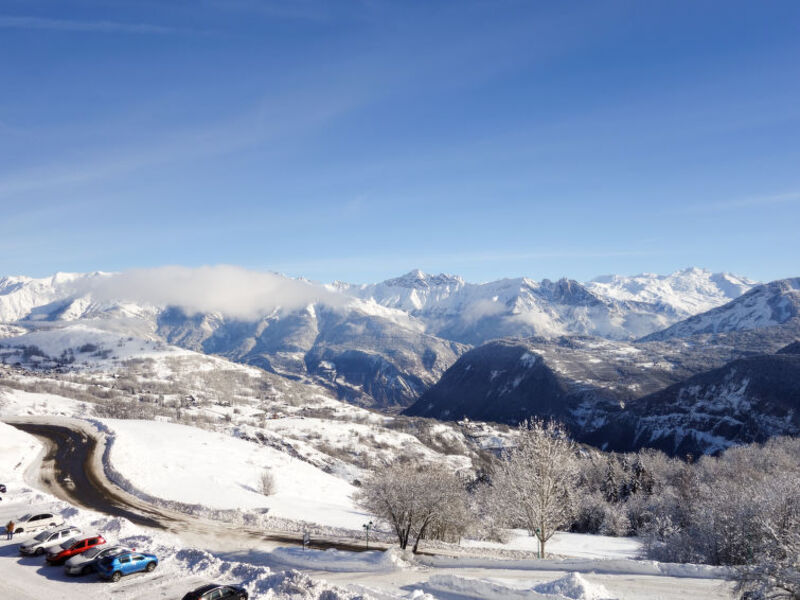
[0,84,363,198]
[0,15,185,35]
[679,192,800,214]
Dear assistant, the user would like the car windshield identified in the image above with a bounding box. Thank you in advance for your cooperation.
[19,513,32,521]
[33,531,51,542]
[60,538,77,549]
[82,547,103,559]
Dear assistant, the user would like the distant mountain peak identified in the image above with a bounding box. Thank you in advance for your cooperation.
[383,270,465,289]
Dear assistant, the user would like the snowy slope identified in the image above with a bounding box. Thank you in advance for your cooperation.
[586,268,756,317]
[101,419,367,530]
[641,278,800,341]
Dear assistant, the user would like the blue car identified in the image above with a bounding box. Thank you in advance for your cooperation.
[96,551,158,582]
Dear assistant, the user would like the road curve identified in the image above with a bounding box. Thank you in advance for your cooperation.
[7,419,380,554]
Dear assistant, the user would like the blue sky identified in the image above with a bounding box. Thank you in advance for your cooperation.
[1,1,798,284]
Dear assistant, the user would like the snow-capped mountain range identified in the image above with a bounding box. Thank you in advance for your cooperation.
[2,266,799,454]
[335,267,756,343]
[0,266,756,339]
[0,266,781,412]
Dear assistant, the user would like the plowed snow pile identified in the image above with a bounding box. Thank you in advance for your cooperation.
[534,572,616,599]
[427,572,616,600]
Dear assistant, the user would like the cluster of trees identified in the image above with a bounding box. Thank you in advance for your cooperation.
[358,421,800,600]
[359,419,577,558]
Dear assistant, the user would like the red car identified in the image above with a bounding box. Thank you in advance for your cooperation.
[46,535,106,565]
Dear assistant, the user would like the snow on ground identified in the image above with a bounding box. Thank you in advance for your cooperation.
[463,530,642,560]
[98,418,368,531]
[0,324,185,370]
[0,388,87,419]
[259,416,472,472]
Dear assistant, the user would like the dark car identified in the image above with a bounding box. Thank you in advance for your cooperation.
[182,584,249,600]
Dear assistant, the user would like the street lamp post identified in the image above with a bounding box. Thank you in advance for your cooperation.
[363,520,374,549]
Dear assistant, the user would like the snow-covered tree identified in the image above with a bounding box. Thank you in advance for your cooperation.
[602,457,621,503]
[357,461,468,553]
[492,419,578,558]
[734,474,800,600]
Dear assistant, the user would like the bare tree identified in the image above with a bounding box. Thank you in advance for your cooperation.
[259,468,276,496]
[357,461,468,553]
[492,419,578,558]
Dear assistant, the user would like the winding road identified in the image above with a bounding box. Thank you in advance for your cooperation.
[7,419,381,554]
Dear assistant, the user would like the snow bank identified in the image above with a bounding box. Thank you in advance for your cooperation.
[533,572,615,599]
[418,554,731,580]
[0,420,41,479]
[427,572,616,600]
[270,547,412,573]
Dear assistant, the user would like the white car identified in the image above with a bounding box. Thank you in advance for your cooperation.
[13,511,64,535]
[19,526,81,556]
[65,544,131,576]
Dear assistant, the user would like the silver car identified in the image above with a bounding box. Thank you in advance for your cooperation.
[19,526,81,556]
[13,512,65,535]
[65,544,131,576]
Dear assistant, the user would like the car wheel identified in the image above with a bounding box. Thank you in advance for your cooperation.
[49,522,56,527]
[111,571,122,583]
[145,561,155,572]
[35,548,44,556]
[15,528,23,534]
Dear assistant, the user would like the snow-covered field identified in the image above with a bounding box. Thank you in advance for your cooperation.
[463,530,642,560]
[99,418,368,530]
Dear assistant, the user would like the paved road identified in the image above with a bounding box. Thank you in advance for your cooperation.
[9,421,381,554]
[14,422,165,528]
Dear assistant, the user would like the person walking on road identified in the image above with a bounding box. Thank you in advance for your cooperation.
[6,520,14,540]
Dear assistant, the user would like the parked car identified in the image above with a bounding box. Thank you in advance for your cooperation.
[96,551,158,582]
[182,584,249,600]
[46,535,106,565]
[65,544,131,576]
[13,512,64,535]
[19,526,81,556]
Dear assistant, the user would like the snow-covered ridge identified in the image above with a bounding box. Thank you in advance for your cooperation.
[334,267,757,343]
[586,267,756,316]
[641,277,800,341]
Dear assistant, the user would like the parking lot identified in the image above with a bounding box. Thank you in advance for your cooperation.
[0,494,213,600]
